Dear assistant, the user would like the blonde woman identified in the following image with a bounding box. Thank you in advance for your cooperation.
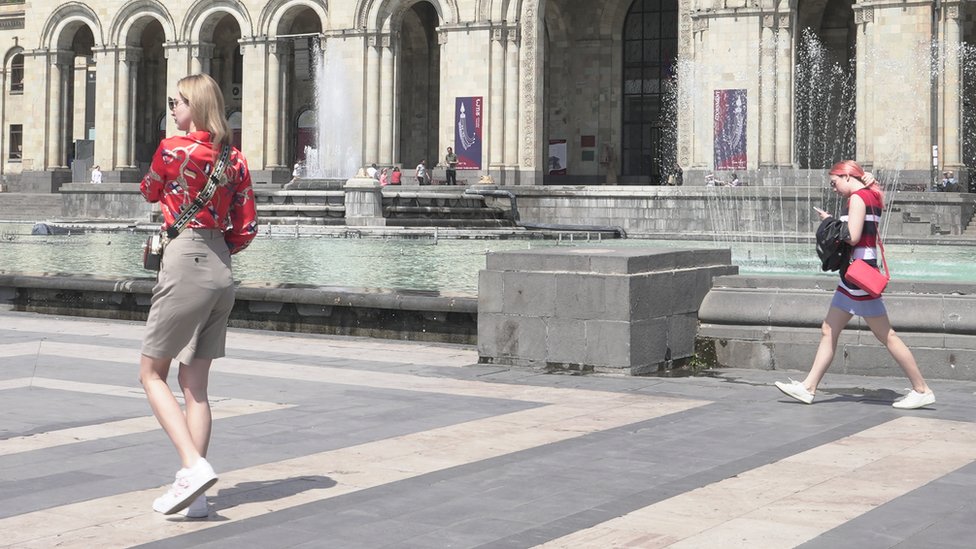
[139,74,257,517]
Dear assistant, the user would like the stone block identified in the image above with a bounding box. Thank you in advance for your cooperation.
[477,312,499,358]
[514,316,548,362]
[502,272,556,316]
[667,312,699,359]
[584,319,632,368]
[630,272,675,320]
[486,249,591,272]
[478,270,504,314]
[545,318,586,364]
[554,273,607,320]
[630,318,670,373]
[941,296,976,334]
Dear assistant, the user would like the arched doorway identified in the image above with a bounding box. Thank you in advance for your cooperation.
[132,19,167,170]
[60,25,94,169]
[620,0,679,183]
[398,2,440,170]
[295,109,315,162]
[274,6,323,167]
[795,0,856,169]
[209,15,243,116]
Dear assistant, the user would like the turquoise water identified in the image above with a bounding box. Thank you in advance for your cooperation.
[1,223,973,293]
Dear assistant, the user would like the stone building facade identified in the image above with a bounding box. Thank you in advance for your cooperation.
[0,0,972,192]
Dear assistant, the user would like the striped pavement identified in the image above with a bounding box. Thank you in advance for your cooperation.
[1,311,975,548]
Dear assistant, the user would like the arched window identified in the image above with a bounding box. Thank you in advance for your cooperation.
[9,52,24,94]
[621,0,678,181]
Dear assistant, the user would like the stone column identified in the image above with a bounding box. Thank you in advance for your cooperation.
[278,43,292,165]
[489,27,505,171]
[378,34,395,165]
[690,16,708,168]
[853,5,873,164]
[115,47,141,169]
[518,5,544,182]
[91,47,117,171]
[163,42,190,138]
[759,17,776,167]
[265,39,287,168]
[190,42,214,76]
[941,1,963,171]
[774,14,792,167]
[47,50,73,169]
[72,57,88,143]
[365,37,380,165]
[503,30,519,169]
[238,38,267,170]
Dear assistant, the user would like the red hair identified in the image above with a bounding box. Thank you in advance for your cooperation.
[829,160,884,207]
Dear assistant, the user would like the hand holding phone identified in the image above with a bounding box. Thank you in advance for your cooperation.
[813,206,830,219]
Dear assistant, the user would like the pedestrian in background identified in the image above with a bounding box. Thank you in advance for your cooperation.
[775,161,934,409]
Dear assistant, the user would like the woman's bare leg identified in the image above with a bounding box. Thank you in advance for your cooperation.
[802,307,853,393]
[178,358,213,457]
[139,354,202,468]
[863,314,930,394]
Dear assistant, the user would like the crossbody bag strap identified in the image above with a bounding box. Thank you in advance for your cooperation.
[165,144,232,239]
[875,219,889,279]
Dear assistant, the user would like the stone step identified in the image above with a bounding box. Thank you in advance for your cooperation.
[0,193,63,220]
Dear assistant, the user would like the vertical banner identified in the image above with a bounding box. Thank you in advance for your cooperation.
[548,139,567,175]
[455,97,483,169]
[713,89,747,170]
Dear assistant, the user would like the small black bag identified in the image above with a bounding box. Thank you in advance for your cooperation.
[142,233,163,271]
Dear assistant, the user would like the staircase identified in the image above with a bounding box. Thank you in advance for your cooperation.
[0,193,63,221]
[252,187,516,228]
[254,190,346,225]
[383,190,514,228]
[963,207,976,237]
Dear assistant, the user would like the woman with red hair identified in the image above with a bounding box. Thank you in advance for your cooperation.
[775,160,934,409]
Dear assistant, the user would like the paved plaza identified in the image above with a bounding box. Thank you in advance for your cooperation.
[2,310,975,548]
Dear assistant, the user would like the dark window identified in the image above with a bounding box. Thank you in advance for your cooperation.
[10,53,23,94]
[621,0,678,181]
[9,124,22,160]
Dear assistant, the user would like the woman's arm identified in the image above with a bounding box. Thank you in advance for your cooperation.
[225,154,258,254]
[845,194,866,245]
[140,144,169,203]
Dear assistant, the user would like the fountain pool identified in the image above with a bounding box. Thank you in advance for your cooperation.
[1,223,973,294]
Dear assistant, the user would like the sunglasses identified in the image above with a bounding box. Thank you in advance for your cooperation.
[167,96,188,110]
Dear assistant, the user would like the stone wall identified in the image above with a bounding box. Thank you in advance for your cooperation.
[508,186,976,237]
[59,183,152,220]
[0,273,477,344]
[698,275,976,381]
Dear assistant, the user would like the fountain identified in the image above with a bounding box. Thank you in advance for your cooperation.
[286,38,362,190]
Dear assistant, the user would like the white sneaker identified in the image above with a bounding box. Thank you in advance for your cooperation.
[774,379,815,404]
[892,389,935,410]
[153,458,218,515]
[182,494,209,518]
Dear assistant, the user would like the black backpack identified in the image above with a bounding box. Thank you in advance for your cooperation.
[816,217,851,272]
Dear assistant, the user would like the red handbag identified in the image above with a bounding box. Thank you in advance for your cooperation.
[844,224,889,298]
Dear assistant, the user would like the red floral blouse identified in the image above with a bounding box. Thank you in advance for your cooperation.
[140,131,258,254]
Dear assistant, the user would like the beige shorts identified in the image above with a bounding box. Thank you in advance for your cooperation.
[141,229,235,363]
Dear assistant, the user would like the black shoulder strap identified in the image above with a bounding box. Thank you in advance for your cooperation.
[165,144,232,239]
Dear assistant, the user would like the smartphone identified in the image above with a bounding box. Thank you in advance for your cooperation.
[813,206,827,215]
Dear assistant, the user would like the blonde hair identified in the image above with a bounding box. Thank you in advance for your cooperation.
[177,74,231,155]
